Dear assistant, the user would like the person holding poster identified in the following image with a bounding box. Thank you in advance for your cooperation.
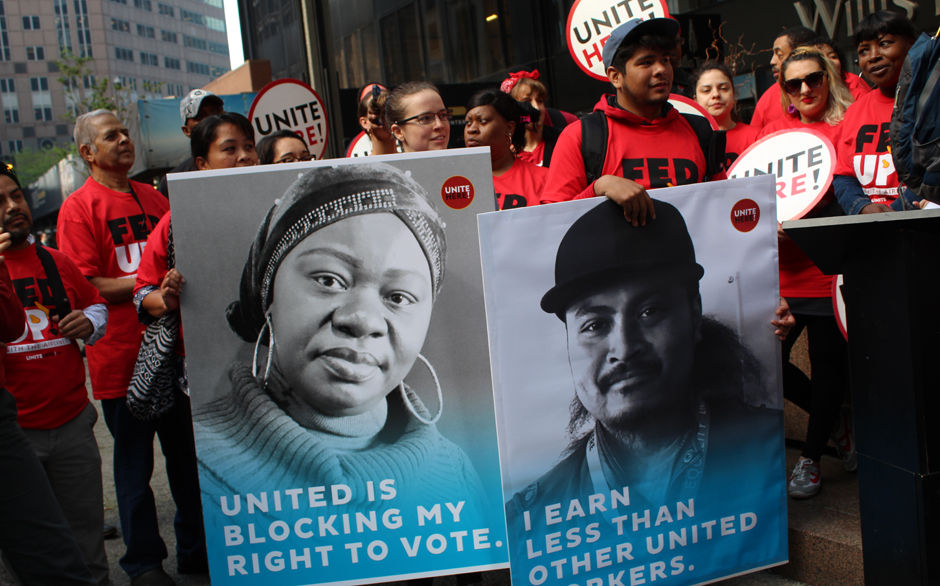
[834,11,918,215]
[761,48,854,498]
[464,89,548,209]
[194,161,488,527]
[387,82,452,152]
[749,27,816,130]
[692,61,759,169]
[541,18,723,225]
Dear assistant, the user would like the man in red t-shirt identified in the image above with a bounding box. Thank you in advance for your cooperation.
[0,165,112,585]
[834,11,918,215]
[57,110,205,585]
[750,27,816,130]
[542,17,714,226]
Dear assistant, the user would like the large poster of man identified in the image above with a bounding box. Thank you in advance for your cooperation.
[168,150,509,585]
[478,175,787,586]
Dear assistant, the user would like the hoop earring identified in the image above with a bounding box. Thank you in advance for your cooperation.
[399,353,443,425]
[252,313,276,384]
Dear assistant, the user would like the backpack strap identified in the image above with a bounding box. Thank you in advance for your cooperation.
[34,242,72,319]
[580,111,609,186]
[581,109,726,186]
[679,113,727,179]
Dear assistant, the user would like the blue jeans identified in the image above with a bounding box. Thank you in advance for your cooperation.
[100,390,206,579]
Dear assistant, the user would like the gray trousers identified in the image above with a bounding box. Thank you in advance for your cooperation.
[23,403,111,586]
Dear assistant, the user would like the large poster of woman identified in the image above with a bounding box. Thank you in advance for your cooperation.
[168,150,509,585]
[478,175,787,586]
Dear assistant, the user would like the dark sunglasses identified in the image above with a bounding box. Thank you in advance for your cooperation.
[783,71,827,96]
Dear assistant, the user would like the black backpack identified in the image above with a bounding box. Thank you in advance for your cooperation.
[891,32,940,204]
[580,109,726,185]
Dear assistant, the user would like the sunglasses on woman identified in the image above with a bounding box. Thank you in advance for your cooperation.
[783,71,827,96]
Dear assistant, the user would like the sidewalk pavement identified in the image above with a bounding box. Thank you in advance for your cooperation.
[2,388,810,586]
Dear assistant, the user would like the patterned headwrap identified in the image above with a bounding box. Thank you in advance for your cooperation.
[226,162,447,343]
[500,70,540,94]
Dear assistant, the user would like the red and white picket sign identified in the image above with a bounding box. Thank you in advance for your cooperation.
[669,94,719,130]
[566,0,670,81]
[833,275,847,340]
[248,79,329,161]
[345,131,373,158]
[727,128,836,222]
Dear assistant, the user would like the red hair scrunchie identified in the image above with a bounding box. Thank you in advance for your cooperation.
[500,70,540,94]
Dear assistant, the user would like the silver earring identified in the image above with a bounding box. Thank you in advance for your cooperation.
[399,353,443,425]
[252,313,276,384]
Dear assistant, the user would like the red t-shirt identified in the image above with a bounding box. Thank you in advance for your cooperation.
[725,122,760,169]
[57,177,169,399]
[134,212,185,355]
[0,264,27,388]
[517,141,546,167]
[833,89,898,205]
[4,245,105,429]
[761,115,844,298]
[750,84,783,130]
[495,159,549,209]
[845,72,872,101]
[541,96,707,204]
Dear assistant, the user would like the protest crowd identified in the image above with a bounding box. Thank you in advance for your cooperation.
[0,6,934,586]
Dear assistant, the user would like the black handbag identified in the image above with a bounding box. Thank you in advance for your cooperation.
[126,219,179,420]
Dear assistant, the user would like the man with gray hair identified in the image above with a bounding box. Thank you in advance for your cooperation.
[57,110,206,586]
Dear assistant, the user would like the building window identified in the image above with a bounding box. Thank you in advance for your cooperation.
[180,9,205,26]
[164,56,180,69]
[8,140,23,154]
[206,16,225,32]
[161,30,176,43]
[140,52,158,66]
[53,0,72,55]
[115,46,134,61]
[158,3,174,17]
[137,24,155,38]
[0,0,11,61]
[134,0,152,9]
[208,40,227,55]
[30,77,52,122]
[111,18,130,33]
[74,0,93,57]
[1,78,17,125]
[22,15,40,30]
[183,35,207,50]
[26,46,45,61]
[82,74,94,88]
[194,0,222,7]
[210,65,228,77]
[186,60,209,76]
[109,0,128,4]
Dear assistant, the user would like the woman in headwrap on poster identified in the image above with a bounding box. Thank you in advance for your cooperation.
[192,162,487,514]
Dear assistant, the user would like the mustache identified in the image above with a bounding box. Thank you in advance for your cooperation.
[3,212,29,229]
[596,357,663,392]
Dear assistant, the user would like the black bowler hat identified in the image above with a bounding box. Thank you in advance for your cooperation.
[540,198,704,317]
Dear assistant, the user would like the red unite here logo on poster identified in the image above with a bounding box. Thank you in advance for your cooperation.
[441,176,474,210]
[731,199,760,232]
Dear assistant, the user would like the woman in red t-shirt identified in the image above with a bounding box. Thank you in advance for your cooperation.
[135,113,259,375]
[814,36,872,101]
[691,60,759,169]
[503,73,564,168]
[464,88,548,210]
[762,47,855,500]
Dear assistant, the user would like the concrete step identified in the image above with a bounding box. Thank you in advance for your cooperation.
[771,448,864,586]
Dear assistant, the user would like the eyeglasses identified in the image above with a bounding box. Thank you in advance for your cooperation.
[275,153,313,164]
[783,71,827,96]
[396,109,453,126]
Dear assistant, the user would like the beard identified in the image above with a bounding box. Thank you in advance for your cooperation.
[4,214,31,245]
